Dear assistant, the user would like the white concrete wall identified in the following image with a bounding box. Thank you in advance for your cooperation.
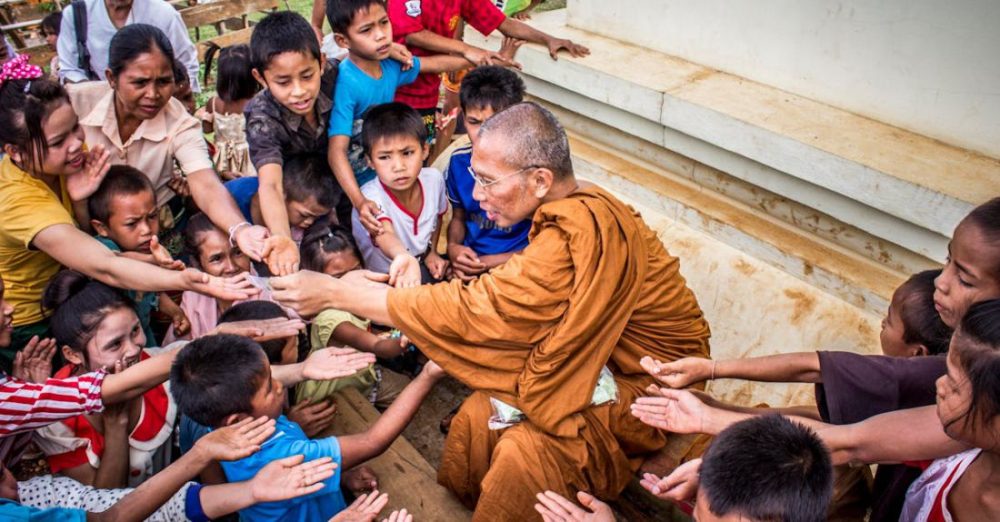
[567,0,1000,158]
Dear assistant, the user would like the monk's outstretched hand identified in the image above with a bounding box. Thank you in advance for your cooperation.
[271,270,340,317]
[534,491,614,522]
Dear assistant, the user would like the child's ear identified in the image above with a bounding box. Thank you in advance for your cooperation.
[333,32,351,51]
[911,344,930,357]
[251,68,267,89]
[222,413,250,427]
[61,345,84,367]
[420,142,430,162]
[91,220,110,237]
[3,144,21,165]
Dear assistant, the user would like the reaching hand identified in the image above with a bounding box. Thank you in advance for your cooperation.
[388,43,413,70]
[462,45,516,68]
[425,252,449,280]
[639,356,712,389]
[421,360,446,381]
[150,236,185,270]
[184,270,260,302]
[12,336,56,383]
[302,347,376,381]
[234,224,270,262]
[169,309,192,337]
[546,37,590,60]
[534,491,615,522]
[251,454,337,503]
[340,269,391,288]
[630,387,709,434]
[498,37,524,68]
[65,144,111,201]
[639,458,701,502]
[342,466,378,496]
[166,174,191,198]
[196,416,275,461]
[211,316,306,342]
[358,200,384,236]
[263,235,301,276]
[329,489,389,522]
[447,243,486,278]
[388,254,421,289]
[381,509,412,522]
[270,270,341,317]
[287,400,338,438]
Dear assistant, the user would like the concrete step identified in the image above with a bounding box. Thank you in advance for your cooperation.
[466,9,1000,269]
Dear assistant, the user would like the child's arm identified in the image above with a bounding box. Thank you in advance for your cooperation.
[416,54,475,75]
[85,416,276,522]
[404,30,513,67]
[328,135,382,235]
[497,18,590,60]
[62,400,132,489]
[329,323,407,359]
[197,455,336,519]
[640,352,822,389]
[424,214,449,280]
[271,347,377,387]
[375,228,422,288]
[446,207,487,280]
[158,294,191,338]
[338,362,444,469]
[256,163,300,276]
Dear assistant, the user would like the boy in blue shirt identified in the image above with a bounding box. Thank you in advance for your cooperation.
[445,66,531,281]
[326,0,491,237]
[169,334,444,521]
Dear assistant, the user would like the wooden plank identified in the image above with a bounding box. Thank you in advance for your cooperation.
[2,19,41,31]
[180,0,277,29]
[326,388,473,521]
[195,26,253,61]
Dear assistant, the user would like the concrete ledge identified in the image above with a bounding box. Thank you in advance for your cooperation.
[466,10,1000,264]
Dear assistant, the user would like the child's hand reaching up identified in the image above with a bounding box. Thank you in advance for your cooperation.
[534,491,615,522]
[388,254,421,288]
[195,416,276,461]
[250,454,337,503]
[630,386,710,435]
[150,236,184,270]
[263,235,302,276]
[639,356,712,389]
[211,316,306,341]
[12,336,56,383]
[303,347,377,381]
[329,489,389,522]
[498,37,524,69]
[288,399,338,438]
[425,251,449,280]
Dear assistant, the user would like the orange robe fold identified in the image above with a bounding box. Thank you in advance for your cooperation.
[388,186,711,521]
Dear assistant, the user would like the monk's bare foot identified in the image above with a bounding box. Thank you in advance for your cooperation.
[342,465,378,496]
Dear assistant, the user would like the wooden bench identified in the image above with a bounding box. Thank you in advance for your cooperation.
[180,0,281,62]
[326,387,472,521]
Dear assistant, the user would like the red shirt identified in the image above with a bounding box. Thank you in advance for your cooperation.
[389,0,506,109]
[0,371,105,436]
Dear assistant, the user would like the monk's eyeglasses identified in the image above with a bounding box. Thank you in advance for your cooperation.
[468,165,538,192]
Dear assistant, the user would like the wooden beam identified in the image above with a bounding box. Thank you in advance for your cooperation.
[325,388,473,521]
[180,0,277,29]
[195,26,254,61]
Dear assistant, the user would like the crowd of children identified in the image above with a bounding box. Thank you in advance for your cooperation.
[0,0,995,520]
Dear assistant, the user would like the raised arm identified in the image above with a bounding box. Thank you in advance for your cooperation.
[271,270,393,326]
[338,363,443,469]
[186,168,269,262]
[404,31,512,67]
[641,352,822,389]
[32,224,256,301]
[497,18,589,60]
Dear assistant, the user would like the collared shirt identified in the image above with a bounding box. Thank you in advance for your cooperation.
[388,0,506,109]
[221,415,346,521]
[68,81,214,207]
[245,61,339,171]
[0,156,74,326]
[56,0,201,91]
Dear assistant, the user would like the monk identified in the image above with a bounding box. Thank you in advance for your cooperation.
[271,102,711,521]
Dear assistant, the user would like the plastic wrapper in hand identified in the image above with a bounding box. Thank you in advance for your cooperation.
[487,366,619,430]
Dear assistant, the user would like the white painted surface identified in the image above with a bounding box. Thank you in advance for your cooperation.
[567,0,1000,158]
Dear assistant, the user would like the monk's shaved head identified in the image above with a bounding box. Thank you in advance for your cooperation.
[478,102,574,180]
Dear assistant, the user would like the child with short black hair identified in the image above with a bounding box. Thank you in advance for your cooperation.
[446,66,530,280]
[170,334,442,520]
[350,102,449,287]
[325,0,482,237]
[297,217,410,408]
[245,11,344,276]
[172,64,196,115]
[225,154,338,244]
[198,43,260,179]
[88,165,190,344]
[535,414,834,522]
[40,12,61,78]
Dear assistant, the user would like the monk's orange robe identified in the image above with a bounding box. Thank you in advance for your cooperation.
[387,186,711,521]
